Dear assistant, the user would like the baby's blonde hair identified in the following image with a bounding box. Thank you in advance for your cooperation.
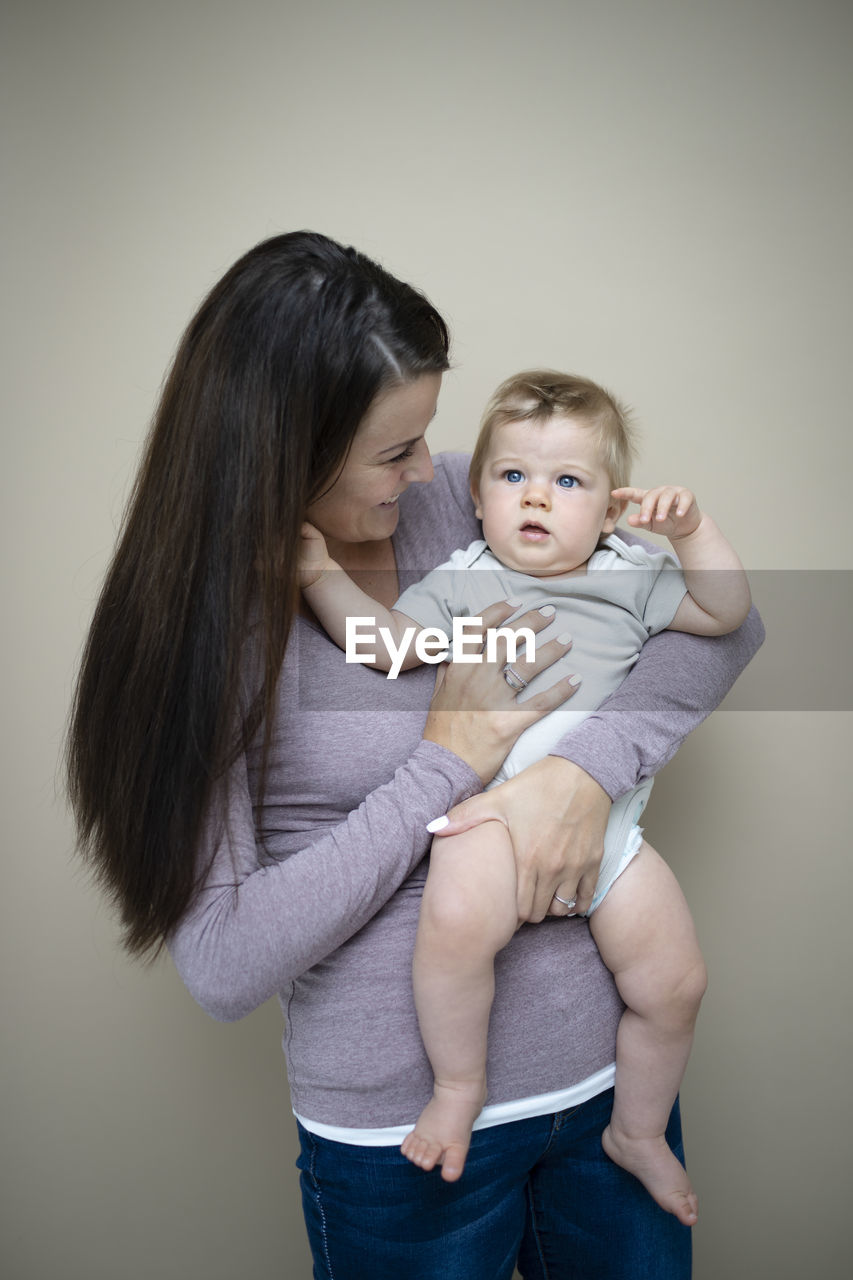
[469,369,637,492]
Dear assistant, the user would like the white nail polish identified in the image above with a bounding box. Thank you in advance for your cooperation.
[426,815,450,833]
[539,605,556,617]
[557,632,572,645]
[569,675,582,686]
[505,597,523,607]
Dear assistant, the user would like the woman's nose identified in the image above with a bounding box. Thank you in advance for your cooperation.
[403,437,434,484]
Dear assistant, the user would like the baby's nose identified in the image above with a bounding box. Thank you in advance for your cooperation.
[522,486,549,508]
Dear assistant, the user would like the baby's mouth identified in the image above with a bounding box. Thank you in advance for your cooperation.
[520,520,549,540]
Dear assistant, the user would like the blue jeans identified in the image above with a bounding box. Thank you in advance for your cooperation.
[296,1089,691,1279]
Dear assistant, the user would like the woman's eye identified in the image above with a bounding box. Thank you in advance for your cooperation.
[387,446,415,464]
[504,469,524,484]
[557,474,579,489]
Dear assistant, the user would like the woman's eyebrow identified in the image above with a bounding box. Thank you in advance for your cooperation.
[375,409,437,457]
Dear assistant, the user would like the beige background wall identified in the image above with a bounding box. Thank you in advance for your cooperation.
[3,2,851,1277]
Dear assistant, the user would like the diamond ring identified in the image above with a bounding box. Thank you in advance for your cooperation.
[554,894,577,909]
[502,663,528,692]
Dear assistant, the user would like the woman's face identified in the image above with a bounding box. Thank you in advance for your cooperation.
[306,373,441,547]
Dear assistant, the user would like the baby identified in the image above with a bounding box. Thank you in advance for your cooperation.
[299,370,750,1225]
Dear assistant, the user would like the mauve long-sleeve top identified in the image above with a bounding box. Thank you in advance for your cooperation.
[169,453,764,1129]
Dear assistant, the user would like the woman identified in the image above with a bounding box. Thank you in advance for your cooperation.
[67,232,763,1279]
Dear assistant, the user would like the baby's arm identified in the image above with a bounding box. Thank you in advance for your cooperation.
[299,522,423,672]
[612,485,751,636]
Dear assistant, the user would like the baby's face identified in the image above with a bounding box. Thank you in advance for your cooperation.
[471,414,622,577]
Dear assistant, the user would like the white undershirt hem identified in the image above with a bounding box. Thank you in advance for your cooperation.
[293,1063,616,1147]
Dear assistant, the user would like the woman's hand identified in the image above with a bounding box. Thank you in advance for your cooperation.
[430,756,611,921]
[298,521,337,589]
[422,600,581,786]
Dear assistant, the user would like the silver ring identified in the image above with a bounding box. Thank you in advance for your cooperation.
[502,663,528,692]
[553,894,577,909]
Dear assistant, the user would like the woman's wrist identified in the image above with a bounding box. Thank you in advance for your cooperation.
[541,755,611,810]
[547,744,619,803]
[414,737,484,799]
[421,708,500,784]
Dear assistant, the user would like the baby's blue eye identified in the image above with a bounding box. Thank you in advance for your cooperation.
[557,474,579,489]
[504,469,524,484]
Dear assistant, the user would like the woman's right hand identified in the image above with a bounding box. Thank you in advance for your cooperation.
[423,600,581,783]
[298,521,337,589]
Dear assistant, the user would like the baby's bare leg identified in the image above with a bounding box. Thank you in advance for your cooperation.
[401,819,519,1182]
[589,842,707,1226]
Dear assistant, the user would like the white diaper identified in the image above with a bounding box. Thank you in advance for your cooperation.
[585,775,653,915]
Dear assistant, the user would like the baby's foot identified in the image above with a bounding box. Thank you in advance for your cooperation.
[401,1080,487,1182]
[602,1124,699,1225]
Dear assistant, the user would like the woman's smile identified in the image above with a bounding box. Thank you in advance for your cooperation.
[306,374,441,547]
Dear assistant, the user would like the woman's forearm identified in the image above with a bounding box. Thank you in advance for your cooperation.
[548,604,765,799]
[168,741,481,1021]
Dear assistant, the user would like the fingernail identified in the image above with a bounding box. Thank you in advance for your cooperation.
[569,675,582,686]
[426,815,450,833]
[539,605,556,617]
[557,632,572,645]
[505,596,523,607]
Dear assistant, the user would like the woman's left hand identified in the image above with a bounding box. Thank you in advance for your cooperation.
[430,756,611,921]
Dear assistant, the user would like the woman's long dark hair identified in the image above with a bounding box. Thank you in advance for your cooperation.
[66,231,450,959]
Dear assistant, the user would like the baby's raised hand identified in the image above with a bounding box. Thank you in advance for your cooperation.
[612,485,702,541]
[298,521,335,589]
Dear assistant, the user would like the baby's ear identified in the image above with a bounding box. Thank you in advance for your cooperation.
[602,492,627,534]
[470,481,483,521]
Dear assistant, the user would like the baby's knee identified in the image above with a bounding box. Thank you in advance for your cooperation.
[670,957,708,1024]
[420,871,516,951]
[422,880,484,933]
[634,951,707,1030]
